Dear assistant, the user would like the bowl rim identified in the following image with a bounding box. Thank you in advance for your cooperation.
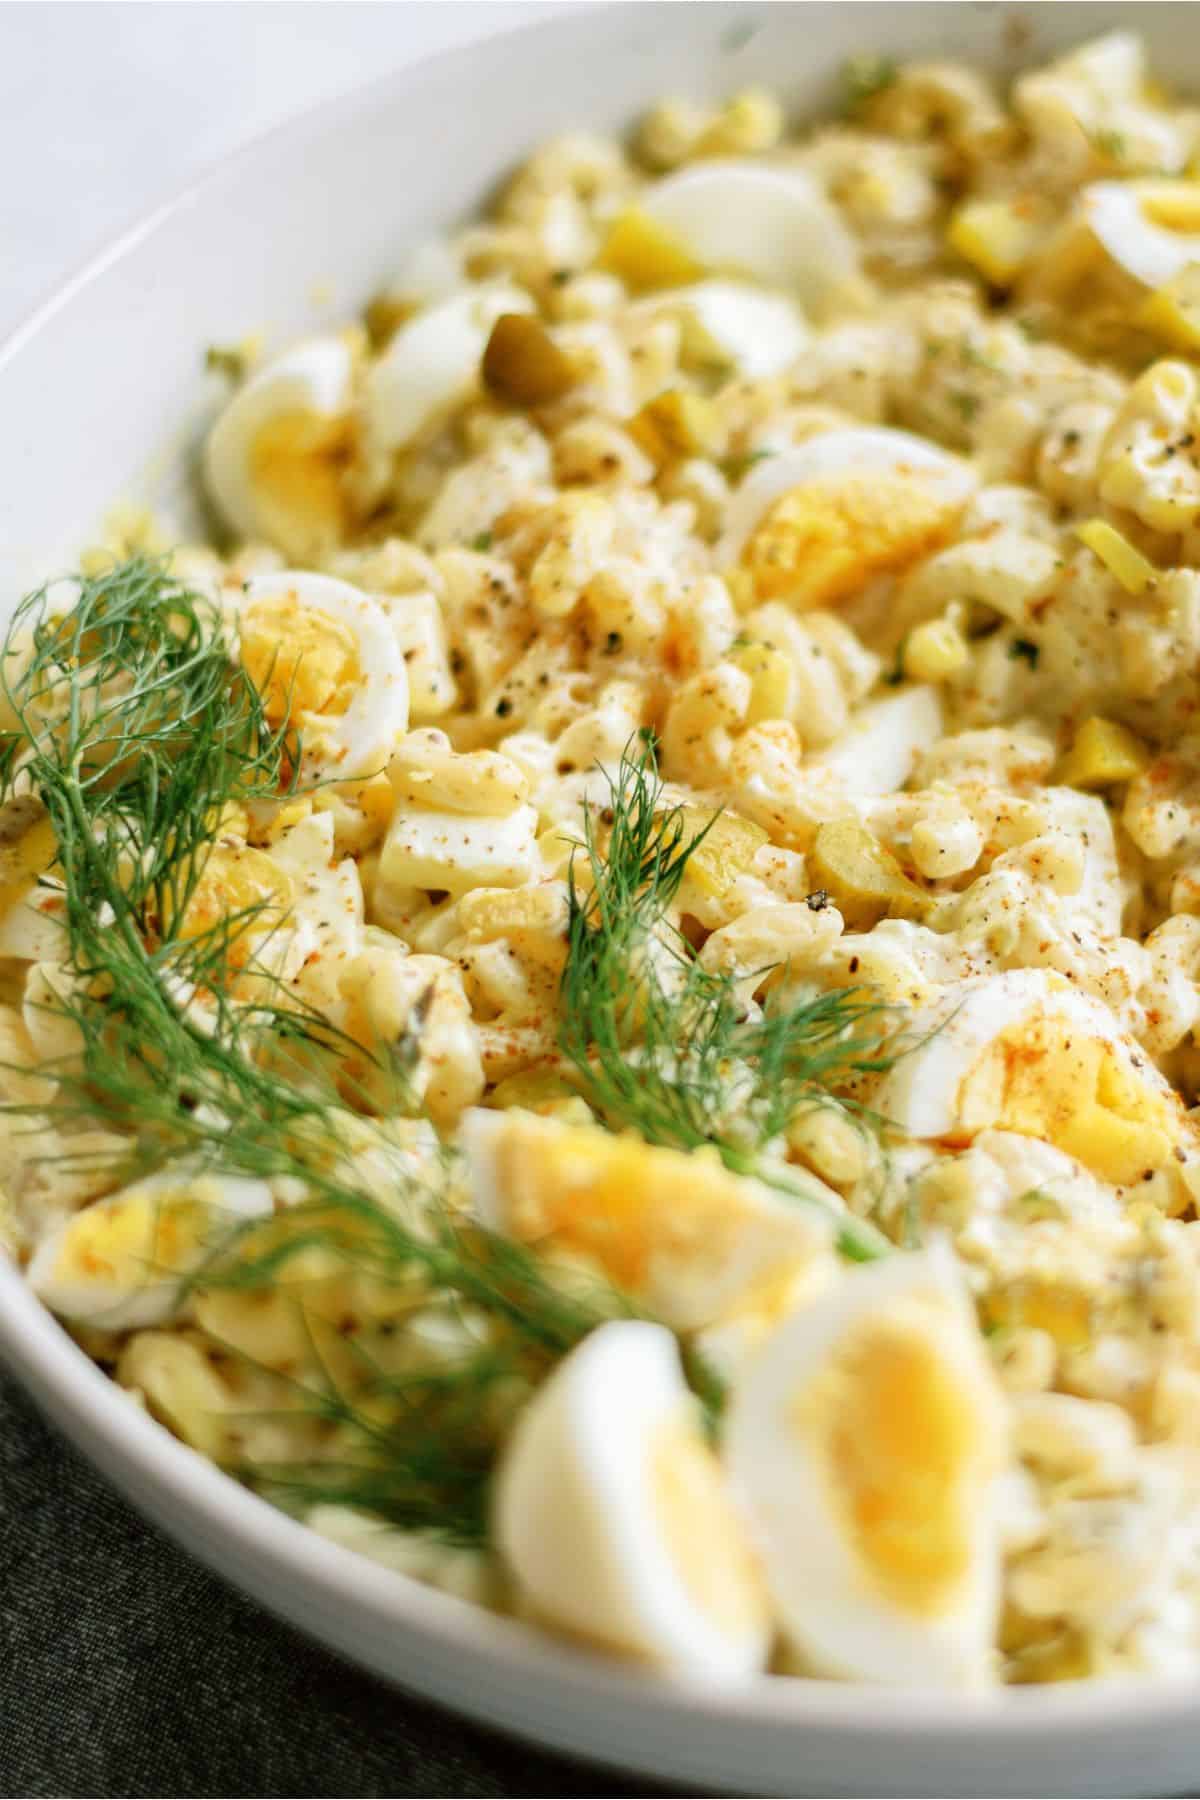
[2,0,1200,1764]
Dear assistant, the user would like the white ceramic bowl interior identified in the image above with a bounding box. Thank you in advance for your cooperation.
[3,6,1200,1793]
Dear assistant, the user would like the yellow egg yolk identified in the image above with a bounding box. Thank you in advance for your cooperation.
[56,1189,213,1290]
[247,410,351,559]
[0,813,59,916]
[957,1011,1177,1187]
[174,843,295,965]
[741,472,962,610]
[798,1300,996,1616]
[240,592,362,729]
[651,1412,768,1639]
[488,1119,788,1295]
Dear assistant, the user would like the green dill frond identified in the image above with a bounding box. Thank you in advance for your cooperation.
[1,560,724,1541]
[0,555,292,944]
[558,739,894,1260]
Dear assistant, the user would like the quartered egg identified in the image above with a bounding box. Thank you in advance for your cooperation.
[716,428,976,611]
[640,161,859,305]
[726,1245,1008,1687]
[173,839,295,968]
[1083,180,1200,289]
[876,969,1196,1191]
[203,337,355,558]
[461,1107,836,1331]
[238,571,408,784]
[27,1167,273,1331]
[495,1319,771,1677]
[364,284,533,453]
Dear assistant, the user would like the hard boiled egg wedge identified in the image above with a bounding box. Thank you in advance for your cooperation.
[364,283,533,453]
[237,571,408,785]
[27,1167,273,1332]
[640,161,858,306]
[203,337,354,559]
[726,1245,1008,1687]
[875,968,1197,1192]
[1083,180,1200,289]
[462,1107,837,1332]
[716,427,976,611]
[495,1319,771,1678]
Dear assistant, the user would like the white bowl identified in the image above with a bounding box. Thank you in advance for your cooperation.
[1,5,1198,1792]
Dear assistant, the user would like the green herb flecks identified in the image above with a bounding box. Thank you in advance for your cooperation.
[843,54,898,112]
[721,447,775,482]
[205,344,248,382]
[558,739,895,1260]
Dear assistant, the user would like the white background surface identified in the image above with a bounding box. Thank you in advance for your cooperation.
[0,1,561,338]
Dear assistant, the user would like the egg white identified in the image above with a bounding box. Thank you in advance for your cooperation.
[495,1319,771,1678]
[27,1167,273,1331]
[238,570,409,785]
[658,279,811,379]
[203,337,354,555]
[641,160,858,303]
[716,427,977,569]
[364,283,533,453]
[725,1245,1007,1687]
[1084,180,1200,288]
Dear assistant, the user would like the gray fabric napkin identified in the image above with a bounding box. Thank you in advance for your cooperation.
[0,1374,676,1799]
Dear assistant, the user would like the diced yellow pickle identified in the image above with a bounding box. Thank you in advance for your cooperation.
[947,199,1043,286]
[597,207,705,291]
[674,805,769,899]
[903,617,969,683]
[1075,518,1158,595]
[808,820,930,929]
[481,313,576,406]
[1059,715,1150,789]
[1136,264,1200,350]
[728,641,793,726]
[628,390,722,465]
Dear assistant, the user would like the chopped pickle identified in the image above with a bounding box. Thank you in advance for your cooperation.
[628,389,722,464]
[597,207,705,291]
[1058,715,1149,789]
[947,199,1042,286]
[482,313,576,406]
[673,805,769,899]
[1075,518,1158,595]
[808,820,930,929]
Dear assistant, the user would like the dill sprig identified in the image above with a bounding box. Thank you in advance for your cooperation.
[559,741,894,1261]
[0,555,291,945]
[2,559,722,1541]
